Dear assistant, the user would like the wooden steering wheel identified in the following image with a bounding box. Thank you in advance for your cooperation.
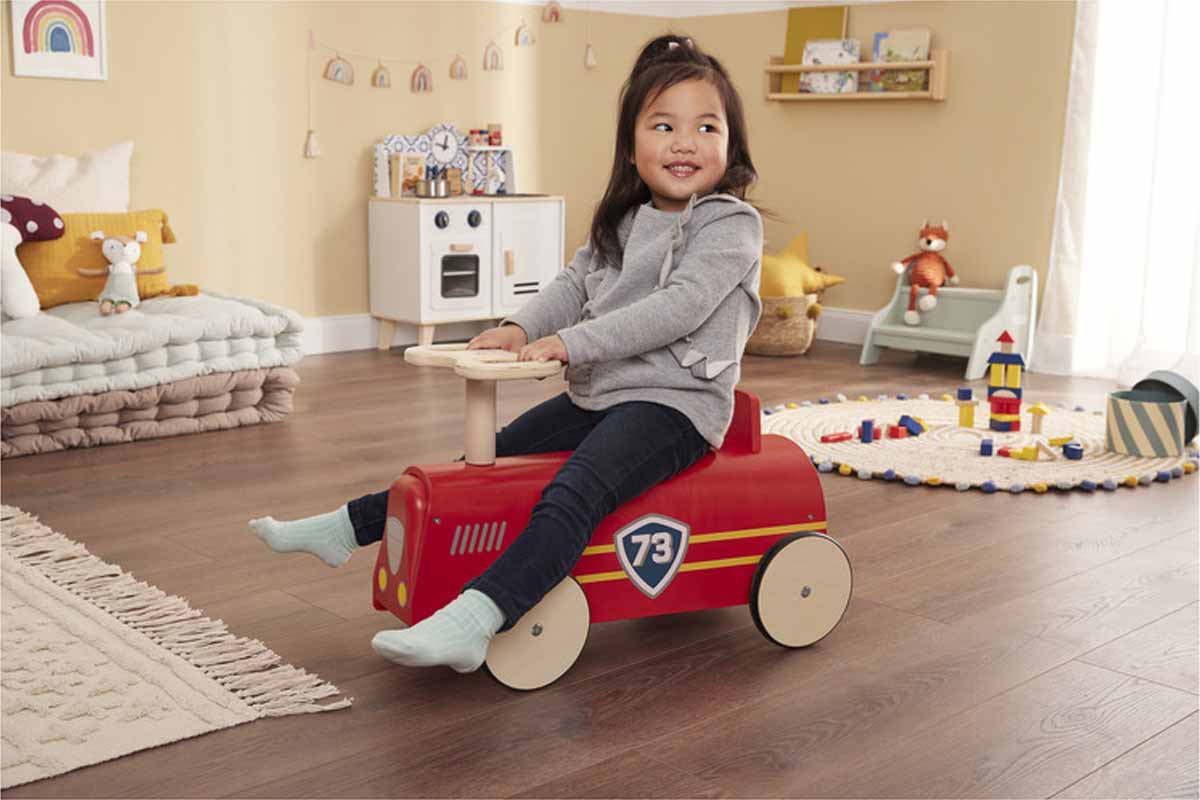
[404,344,562,466]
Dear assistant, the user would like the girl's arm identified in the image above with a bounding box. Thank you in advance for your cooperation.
[558,209,762,365]
[501,240,592,342]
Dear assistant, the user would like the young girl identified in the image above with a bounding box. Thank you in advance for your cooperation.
[250,34,764,673]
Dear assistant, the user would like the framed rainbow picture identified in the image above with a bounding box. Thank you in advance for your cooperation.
[10,0,107,80]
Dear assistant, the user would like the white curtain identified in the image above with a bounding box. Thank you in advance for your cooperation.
[1034,0,1200,387]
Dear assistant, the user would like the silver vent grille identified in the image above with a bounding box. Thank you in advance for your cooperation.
[449,521,507,555]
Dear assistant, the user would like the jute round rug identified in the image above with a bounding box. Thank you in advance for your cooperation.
[761,395,1199,494]
[0,506,350,789]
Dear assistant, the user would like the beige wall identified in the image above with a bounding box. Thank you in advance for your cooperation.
[1,1,1073,318]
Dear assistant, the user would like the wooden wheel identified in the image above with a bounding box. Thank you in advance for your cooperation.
[485,577,590,691]
[750,533,852,648]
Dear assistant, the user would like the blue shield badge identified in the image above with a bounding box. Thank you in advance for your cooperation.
[614,514,690,599]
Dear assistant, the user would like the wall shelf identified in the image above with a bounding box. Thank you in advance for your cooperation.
[765,48,948,102]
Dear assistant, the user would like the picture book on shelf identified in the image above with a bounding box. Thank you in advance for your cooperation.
[781,5,849,93]
[868,31,889,92]
[876,29,931,92]
[800,38,861,94]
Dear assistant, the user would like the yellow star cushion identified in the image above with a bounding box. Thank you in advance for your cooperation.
[760,232,845,298]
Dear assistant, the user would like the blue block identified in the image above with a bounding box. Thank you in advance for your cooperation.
[957,387,973,401]
[1063,442,1083,460]
[980,439,994,456]
[899,415,924,436]
[859,419,875,443]
[990,420,1015,432]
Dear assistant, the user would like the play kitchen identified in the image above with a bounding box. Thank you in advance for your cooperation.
[369,123,565,350]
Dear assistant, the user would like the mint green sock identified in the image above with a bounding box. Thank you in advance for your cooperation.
[371,589,505,673]
[249,505,357,567]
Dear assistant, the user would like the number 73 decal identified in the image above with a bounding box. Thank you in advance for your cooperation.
[614,514,690,599]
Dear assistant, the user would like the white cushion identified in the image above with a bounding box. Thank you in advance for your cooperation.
[1,141,133,213]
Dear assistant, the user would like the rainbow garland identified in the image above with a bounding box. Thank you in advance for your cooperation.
[761,393,1199,495]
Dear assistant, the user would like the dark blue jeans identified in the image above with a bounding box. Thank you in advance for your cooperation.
[347,393,710,631]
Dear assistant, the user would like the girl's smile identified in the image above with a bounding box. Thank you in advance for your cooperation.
[633,79,729,211]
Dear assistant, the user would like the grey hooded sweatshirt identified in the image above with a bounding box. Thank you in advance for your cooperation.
[504,192,763,448]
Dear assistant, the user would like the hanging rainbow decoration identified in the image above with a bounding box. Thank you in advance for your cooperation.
[22,0,95,56]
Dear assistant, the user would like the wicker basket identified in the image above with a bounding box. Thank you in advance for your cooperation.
[746,293,820,356]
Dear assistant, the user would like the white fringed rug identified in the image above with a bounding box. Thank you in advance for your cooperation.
[0,505,350,789]
[762,396,1199,494]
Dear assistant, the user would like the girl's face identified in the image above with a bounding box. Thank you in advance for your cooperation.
[632,78,729,212]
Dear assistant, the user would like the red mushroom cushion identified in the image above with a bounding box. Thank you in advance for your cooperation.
[1,195,65,242]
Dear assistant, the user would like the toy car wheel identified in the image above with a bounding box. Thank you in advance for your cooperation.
[750,532,852,648]
[485,577,590,691]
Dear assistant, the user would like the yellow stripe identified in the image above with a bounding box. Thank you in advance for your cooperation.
[576,554,764,584]
[580,521,826,557]
[991,413,1019,422]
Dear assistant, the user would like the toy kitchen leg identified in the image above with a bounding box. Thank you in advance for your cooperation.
[377,318,397,351]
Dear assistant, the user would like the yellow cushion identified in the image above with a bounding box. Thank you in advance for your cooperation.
[760,232,846,298]
[16,209,176,309]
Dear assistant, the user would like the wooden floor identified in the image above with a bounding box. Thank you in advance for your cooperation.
[3,342,1197,799]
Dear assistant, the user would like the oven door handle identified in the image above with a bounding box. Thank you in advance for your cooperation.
[449,243,475,253]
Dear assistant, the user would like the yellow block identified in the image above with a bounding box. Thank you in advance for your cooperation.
[990,364,1004,386]
[991,413,1020,422]
[1005,365,1023,389]
[1019,446,1038,461]
[1048,436,1073,446]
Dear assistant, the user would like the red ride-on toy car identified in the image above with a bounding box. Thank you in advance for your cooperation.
[373,344,852,690]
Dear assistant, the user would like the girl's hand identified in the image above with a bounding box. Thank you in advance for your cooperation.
[519,335,569,364]
[467,324,528,352]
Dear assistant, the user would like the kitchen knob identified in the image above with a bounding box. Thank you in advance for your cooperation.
[468,210,482,228]
[435,211,450,229]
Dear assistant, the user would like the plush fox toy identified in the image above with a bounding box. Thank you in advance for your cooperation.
[892,220,958,325]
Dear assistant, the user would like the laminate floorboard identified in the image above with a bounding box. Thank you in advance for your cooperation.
[2,342,1196,799]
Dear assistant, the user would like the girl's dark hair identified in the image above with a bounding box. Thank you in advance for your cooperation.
[588,34,760,268]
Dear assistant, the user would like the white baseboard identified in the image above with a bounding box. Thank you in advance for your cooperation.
[301,306,873,356]
[302,315,491,355]
[814,306,873,346]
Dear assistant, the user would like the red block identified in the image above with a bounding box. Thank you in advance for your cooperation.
[820,432,853,443]
[887,425,908,439]
[997,447,1011,457]
[855,425,882,440]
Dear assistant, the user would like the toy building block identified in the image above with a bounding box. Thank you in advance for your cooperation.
[1017,446,1038,461]
[1028,402,1049,434]
[956,387,976,428]
[1063,442,1083,460]
[980,438,993,456]
[898,415,924,436]
[887,425,908,439]
[1035,441,1057,461]
[997,447,1012,457]
[820,432,853,443]
[1048,435,1073,446]
[857,420,878,442]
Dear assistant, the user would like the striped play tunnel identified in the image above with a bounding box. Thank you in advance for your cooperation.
[1106,390,1186,457]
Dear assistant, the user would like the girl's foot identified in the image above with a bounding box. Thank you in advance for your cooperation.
[371,589,505,673]
[100,300,114,316]
[249,505,357,567]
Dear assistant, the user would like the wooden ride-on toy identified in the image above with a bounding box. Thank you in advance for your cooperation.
[374,343,852,690]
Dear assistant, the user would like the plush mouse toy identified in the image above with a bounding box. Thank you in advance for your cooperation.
[891,220,958,326]
[77,231,163,315]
